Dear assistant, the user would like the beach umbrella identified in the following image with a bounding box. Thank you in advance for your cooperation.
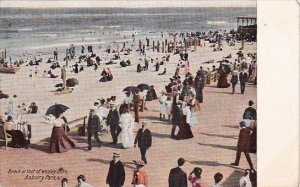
[46,104,69,118]
[123,86,140,93]
[66,78,79,87]
[137,84,151,91]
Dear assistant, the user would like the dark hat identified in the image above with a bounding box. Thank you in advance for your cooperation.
[239,121,246,127]
[248,100,254,106]
[177,158,185,166]
[214,172,223,183]
[194,167,202,176]
[90,109,95,112]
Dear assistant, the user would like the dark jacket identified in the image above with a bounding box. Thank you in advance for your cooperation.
[243,107,257,120]
[107,109,120,128]
[172,105,183,124]
[239,72,248,83]
[231,74,238,85]
[87,114,100,133]
[237,127,251,152]
[134,128,152,149]
[168,167,188,187]
[106,160,125,187]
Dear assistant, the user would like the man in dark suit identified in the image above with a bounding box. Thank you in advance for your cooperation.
[107,103,120,144]
[243,100,257,120]
[106,153,125,187]
[231,121,254,169]
[87,109,103,150]
[134,121,152,164]
[239,69,248,94]
[168,158,188,187]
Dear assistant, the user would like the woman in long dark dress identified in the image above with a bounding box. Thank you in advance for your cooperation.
[217,66,230,88]
[249,121,257,153]
[4,116,27,148]
[151,85,158,100]
[175,102,193,140]
[74,62,79,74]
[49,114,75,153]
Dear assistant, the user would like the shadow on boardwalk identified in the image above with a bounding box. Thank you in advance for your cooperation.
[87,158,136,170]
[198,142,236,151]
[199,133,237,140]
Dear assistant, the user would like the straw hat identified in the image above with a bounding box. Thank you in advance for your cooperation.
[113,152,121,157]
[133,160,145,166]
[142,121,149,126]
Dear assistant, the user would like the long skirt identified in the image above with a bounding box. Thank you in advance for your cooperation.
[190,109,198,127]
[49,126,75,153]
[7,130,26,148]
[217,75,230,88]
[119,129,134,148]
[176,116,193,140]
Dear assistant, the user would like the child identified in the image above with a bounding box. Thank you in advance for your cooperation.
[165,96,173,120]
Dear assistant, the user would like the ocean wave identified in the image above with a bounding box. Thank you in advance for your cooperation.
[90,25,120,29]
[207,21,227,25]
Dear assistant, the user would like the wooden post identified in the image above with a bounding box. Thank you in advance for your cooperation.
[162,42,164,53]
[63,67,67,91]
[173,34,176,53]
[153,41,155,52]
[4,49,6,59]
[241,38,244,50]
[194,37,197,51]
[218,35,221,51]
[65,49,68,67]
[1,51,3,59]
[157,41,160,53]
[139,39,142,51]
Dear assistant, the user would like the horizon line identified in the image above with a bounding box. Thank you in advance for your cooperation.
[0,1,256,8]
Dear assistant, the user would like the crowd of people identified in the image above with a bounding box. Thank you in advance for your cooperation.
[1,30,257,187]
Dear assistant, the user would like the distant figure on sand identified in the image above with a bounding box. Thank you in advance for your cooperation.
[74,62,79,74]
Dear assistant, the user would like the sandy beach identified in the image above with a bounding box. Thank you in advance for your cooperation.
[0,5,258,186]
[0,30,256,186]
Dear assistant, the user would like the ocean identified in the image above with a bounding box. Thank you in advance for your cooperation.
[0,7,256,60]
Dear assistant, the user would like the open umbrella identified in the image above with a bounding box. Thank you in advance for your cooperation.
[46,104,69,118]
[123,86,140,93]
[66,78,79,87]
[137,84,151,91]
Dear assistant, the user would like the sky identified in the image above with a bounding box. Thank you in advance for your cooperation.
[0,0,256,8]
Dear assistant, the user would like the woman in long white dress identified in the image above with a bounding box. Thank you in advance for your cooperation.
[159,91,168,121]
[188,95,199,127]
[119,109,135,148]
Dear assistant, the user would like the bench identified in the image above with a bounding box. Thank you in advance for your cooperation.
[65,116,87,136]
